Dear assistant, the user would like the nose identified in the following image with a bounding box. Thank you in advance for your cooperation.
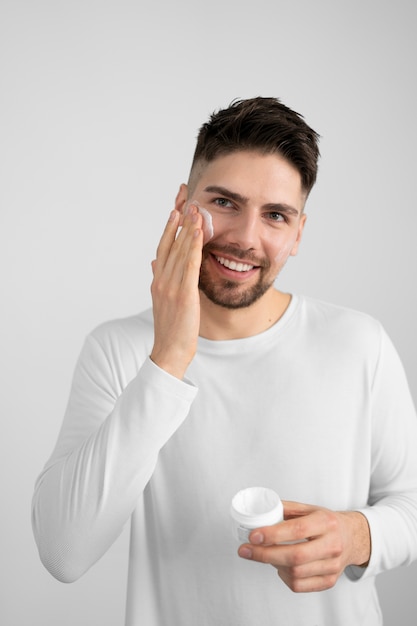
[225,210,260,250]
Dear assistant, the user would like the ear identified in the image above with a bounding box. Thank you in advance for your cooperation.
[175,184,188,213]
[290,213,307,256]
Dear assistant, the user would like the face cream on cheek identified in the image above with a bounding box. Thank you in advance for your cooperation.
[186,200,214,243]
[274,240,296,265]
[230,487,283,543]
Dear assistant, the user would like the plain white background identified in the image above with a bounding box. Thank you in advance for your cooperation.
[1,0,416,624]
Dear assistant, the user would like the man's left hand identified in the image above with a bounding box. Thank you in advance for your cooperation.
[238,501,371,593]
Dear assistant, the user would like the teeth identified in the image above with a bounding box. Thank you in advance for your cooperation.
[216,256,254,272]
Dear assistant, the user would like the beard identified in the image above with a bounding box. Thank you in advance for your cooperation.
[198,244,276,310]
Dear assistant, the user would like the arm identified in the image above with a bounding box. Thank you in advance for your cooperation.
[32,208,204,582]
[352,327,417,579]
[238,327,417,591]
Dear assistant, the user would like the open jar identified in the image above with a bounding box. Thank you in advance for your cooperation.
[230,487,283,542]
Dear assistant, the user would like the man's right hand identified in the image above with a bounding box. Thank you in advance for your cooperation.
[150,206,203,379]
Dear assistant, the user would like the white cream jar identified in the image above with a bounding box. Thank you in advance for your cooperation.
[230,487,283,543]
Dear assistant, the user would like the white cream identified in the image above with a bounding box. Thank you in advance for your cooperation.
[230,487,283,542]
[186,200,214,242]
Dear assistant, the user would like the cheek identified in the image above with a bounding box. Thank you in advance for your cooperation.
[273,239,297,265]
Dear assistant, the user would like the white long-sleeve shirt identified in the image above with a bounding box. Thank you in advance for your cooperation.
[32,295,417,625]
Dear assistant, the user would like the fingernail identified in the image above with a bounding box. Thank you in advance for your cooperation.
[168,210,177,222]
[238,546,253,560]
[250,532,264,545]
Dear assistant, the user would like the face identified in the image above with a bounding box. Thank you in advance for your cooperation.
[177,151,307,309]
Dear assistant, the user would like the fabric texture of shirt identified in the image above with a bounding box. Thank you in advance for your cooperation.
[32,295,417,625]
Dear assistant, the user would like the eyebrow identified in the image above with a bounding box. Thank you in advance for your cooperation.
[203,185,300,216]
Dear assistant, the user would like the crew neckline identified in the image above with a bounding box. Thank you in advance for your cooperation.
[196,294,301,355]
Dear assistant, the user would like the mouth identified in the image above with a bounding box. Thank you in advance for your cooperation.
[215,255,255,272]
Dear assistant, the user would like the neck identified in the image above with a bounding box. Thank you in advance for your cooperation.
[199,288,291,341]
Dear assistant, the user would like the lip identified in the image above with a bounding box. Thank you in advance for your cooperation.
[208,253,260,279]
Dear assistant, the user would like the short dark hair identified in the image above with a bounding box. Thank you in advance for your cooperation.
[190,97,320,195]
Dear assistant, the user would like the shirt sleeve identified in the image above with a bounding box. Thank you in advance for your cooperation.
[347,325,417,581]
[31,332,198,583]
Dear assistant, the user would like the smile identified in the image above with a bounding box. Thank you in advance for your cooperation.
[215,256,255,272]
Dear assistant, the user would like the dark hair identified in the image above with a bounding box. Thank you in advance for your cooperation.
[190,97,320,195]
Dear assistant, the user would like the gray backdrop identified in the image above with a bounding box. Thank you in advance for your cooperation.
[1,0,416,624]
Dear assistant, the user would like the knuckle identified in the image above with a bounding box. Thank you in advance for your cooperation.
[150,282,159,298]
[290,577,305,593]
[151,280,168,299]
[184,257,200,272]
[326,513,339,532]
[289,545,305,567]
[277,568,303,594]
[290,563,304,579]
[258,550,271,565]
[330,542,343,559]
[322,574,338,590]
[293,518,307,540]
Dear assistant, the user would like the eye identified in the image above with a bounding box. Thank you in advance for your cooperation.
[266,211,286,223]
[213,197,234,209]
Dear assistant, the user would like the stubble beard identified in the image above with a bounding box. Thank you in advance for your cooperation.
[198,245,276,310]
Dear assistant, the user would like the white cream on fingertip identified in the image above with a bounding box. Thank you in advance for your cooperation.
[186,200,214,242]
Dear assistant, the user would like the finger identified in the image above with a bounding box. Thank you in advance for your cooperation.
[248,518,312,547]
[239,534,317,568]
[249,508,331,547]
[238,541,299,567]
[278,566,339,593]
[278,551,342,581]
[240,529,339,576]
[246,516,345,568]
[179,200,198,227]
[154,210,201,284]
[154,210,181,271]
[162,211,203,284]
[180,226,204,290]
[282,500,319,519]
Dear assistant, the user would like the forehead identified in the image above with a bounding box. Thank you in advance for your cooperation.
[192,150,305,207]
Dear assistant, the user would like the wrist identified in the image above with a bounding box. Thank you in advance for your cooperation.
[341,511,371,567]
[149,350,190,380]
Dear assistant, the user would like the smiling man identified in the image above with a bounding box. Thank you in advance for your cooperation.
[188,152,305,311]
[32,97,417,626]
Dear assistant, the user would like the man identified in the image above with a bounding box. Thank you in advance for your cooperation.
[32,97,417,625]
